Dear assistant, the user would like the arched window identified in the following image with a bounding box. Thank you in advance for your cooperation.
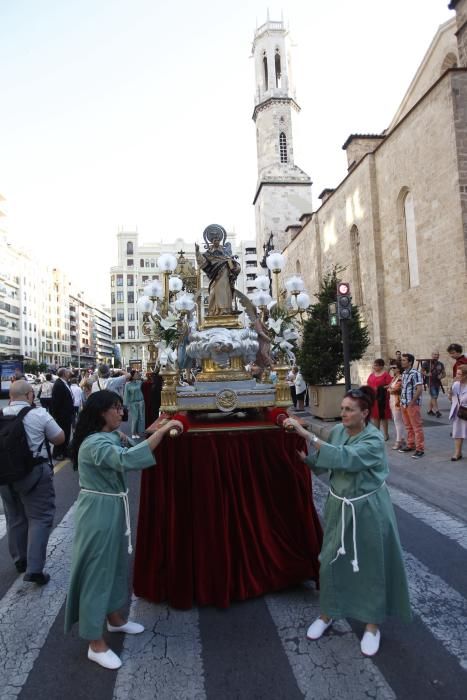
[295,260,301,274]
[126,241,134,255]
[263,52,268,90]
[350,225,363,305]
[440,52,457,73]
[279,132,287,163]
[140,258,144,268]
[403,191,419,288]
[275,49,282,88]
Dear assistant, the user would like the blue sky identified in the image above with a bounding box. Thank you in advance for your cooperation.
[0,0,454,304]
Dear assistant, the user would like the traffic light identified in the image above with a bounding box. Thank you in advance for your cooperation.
[328,302,338,326]
[337,282,352,320]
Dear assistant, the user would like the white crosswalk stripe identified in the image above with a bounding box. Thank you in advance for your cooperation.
[0,506,75,699]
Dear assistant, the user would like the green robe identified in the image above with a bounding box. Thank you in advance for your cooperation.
[64,432,155,640]
[306,422,411,624]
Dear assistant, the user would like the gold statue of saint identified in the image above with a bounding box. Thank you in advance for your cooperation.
[195,224,241,317]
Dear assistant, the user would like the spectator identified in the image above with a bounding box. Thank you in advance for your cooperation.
[38,373,54,412]
[69,378,83,427]
[387,362,406,450]
[294,366,307,412]
[0,380,64,584]
[287,366,297,408]
[399,353,425,459]
[91,364,129,398]
[421,351,445,417]
[51,368,74,460]
[447,343,467,378]
[367,359,392,440]
[448,365,467,461]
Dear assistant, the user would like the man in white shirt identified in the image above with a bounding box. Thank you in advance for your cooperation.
[91,364,130,398]
[0,380,64,585]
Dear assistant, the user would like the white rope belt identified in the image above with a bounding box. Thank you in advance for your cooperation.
[80,487,133,554]
[329,481,386,573]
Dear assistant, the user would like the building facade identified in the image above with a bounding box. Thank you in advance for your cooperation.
[256,6,467,381]
[0,222,112,369]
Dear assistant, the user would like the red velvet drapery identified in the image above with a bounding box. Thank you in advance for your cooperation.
[133,428,323,609]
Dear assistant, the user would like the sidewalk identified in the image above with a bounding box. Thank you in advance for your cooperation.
[293,392,467,523]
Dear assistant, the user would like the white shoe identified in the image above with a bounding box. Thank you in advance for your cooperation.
[360,629,381,656]
[107,620,145,634]
[306,617,333,640]
[87,647,122,669]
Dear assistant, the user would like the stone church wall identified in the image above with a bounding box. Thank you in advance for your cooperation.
[282,70,467,383]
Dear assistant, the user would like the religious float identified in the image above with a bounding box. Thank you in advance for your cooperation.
[133,224,322,610]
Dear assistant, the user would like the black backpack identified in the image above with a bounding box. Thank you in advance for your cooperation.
[0,406,45,485]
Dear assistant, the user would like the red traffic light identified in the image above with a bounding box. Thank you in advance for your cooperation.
[337,282,350,295]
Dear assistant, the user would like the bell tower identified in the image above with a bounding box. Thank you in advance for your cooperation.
[252,18,312,255]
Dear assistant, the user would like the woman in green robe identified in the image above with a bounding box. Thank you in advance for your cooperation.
[65,390,182,670]
[284,385,411,657]
[123,370,145,439]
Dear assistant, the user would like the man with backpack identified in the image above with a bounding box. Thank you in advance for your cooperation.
[0,379,64,585]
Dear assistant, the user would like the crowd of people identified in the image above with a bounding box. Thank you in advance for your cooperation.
[366,343,467,461]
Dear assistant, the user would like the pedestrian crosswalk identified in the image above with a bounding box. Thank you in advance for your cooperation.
[0,469,466,699]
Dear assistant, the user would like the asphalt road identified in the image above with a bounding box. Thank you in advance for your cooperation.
[0,395,466,699]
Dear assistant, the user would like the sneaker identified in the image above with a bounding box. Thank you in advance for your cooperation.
[306,617,333,640]
[427,410,435,416]
[398,446,414,453]
[15,560,27,573]
[435,411,442,418]
[360,629,381,656]
[107,620,145,634]
[87,647,122,670]
[411,451,424,459]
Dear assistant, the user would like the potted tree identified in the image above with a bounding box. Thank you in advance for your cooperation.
[298,267,369,420]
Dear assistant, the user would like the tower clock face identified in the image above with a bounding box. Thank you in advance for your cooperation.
[338,283,350,295]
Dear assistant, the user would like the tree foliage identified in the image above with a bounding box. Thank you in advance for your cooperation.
[298,267,370,385]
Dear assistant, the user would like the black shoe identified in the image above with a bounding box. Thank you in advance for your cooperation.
[15,560,27,573]
[435,411,442,418]
[427,410,435,415]
[398,446,415,453]
[411,451,425,459]
[23,572,50,586]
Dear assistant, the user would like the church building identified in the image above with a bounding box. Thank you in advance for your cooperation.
[253,1,467,380]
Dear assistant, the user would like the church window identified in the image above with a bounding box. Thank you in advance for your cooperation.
[403,192,419,288]
[126,241,134,255]
[350,225,363,305]
[279,132,288,163]
[295,260,301,274]
[275,50,282,88]
[263,52,268,90]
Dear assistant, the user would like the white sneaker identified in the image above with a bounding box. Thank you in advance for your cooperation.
[306,617,333,640]
[107,620,145,634]
[360,629,381,656]
[87,647,122,669]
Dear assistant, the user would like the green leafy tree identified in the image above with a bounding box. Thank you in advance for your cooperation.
[298,267,370,385]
